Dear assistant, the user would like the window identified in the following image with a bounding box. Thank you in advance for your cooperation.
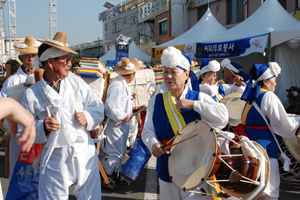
[124,17,127,24]
[197,6,207,21]
[278,0,286,9]
[113,20,120,32]
[105,24,107,30]
[159,19,168,35]
[131,17,136,24]
[227,0,244,23]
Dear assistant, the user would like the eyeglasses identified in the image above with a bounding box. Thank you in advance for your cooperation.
[54,57,71,65]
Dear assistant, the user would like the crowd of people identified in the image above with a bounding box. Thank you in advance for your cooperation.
[0,33,299,200]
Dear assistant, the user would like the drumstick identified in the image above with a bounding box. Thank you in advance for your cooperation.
[162,134,197,151]
[225,67,247,84]
[161,130,183,149]
[0,132,11,144]
[115,105,147,126]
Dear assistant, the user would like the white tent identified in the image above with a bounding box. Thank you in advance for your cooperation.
[204,0,299,43]
[154,8,226,48]
[200,0,300,103]
[100,44,116,63]
[271,22,300,49]
[128,41,151,62]
[100,41,151,63]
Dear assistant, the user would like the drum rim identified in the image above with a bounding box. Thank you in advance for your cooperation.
[168,120,217,191]
[219,141,270,200]
[280,135,300,176]
[220,92,245,127]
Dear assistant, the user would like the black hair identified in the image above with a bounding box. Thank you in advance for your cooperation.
[38,43,52,68]
[198,72,207,83]
[72,62,80,69]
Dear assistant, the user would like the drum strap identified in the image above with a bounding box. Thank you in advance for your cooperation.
[162,91,186,135]
[253,102,291,171]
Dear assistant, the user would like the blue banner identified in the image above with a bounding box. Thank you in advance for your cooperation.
[116,44,129,62]
[196,34,268,59]
[106,60,116,68]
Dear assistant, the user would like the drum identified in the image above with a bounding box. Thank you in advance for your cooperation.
[220,92,246,127]
[279,132,300,180]
[168,120,270,200]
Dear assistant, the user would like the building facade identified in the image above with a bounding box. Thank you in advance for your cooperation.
[70,40,104,58]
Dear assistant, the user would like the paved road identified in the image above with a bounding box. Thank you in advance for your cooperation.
[1,146,300,200]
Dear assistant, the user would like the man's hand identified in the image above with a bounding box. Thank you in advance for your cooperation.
[123,114,132,122]
[44,114,61,132]
[132,93,137,99]
[176,99,194,112]
[214,80,224,86]
[152,142,166,157]
[75,112,87,126]
[234,75,244,87]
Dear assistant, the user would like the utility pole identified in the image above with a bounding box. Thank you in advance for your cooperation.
[49,0,57,39]
[0,0,6,63]
[8,0,16,59]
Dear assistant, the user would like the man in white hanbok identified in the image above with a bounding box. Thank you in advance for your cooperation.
[21,32,104,200]
[142,46,228,200]
[103,57,140,188]
[0,35,40,97]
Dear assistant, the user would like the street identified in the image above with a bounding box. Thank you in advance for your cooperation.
[0,146,300,200]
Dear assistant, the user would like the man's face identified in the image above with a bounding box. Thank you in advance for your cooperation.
[51,54,71,79]
[19,54,36,69]
[223,68,234,84]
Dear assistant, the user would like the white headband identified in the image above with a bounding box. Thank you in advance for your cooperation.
[16,40,42,49]
[199,60,220,75]
[220,58,239,73]
[161,46,190,71]
[38,47,69,66]
[252,62,281,88]
[19,52,37,56]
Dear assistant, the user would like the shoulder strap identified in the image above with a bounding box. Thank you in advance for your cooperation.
[162,91,186,135]
[252,101,290,171]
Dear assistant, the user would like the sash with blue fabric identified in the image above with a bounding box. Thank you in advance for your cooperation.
[212,84,225,102]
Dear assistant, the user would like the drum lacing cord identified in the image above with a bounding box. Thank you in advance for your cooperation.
[192,180,242,200]
[252,102,291,172]
[216,156,260,185]
[215,128,240,147]
[278,140,300,176]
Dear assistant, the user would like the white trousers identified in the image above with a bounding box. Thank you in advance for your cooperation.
[259,158,280,199]
[159,179,212,200]
[38,138,101,200]
[103,119,130,175]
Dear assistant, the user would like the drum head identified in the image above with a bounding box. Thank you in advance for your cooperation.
[282,135,300,168]
[296,128,300,147]
[221,142,270,200]
[221,92,246,126]
[168,120,217,191]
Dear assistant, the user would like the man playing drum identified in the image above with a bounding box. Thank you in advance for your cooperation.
[142,46,228,200]
[220,58,249,85]
[240,63,300,200]
[198,59,245,102]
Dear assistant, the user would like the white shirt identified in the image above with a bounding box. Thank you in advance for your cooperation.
[141,87,229,151]
[260,91,300,137]
[0,67,27,97]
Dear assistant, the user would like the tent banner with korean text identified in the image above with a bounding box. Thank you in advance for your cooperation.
[196,33,268,59]
[151,45,185,61]
[116,44,129,62]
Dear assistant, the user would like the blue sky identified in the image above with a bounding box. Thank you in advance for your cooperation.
[2,0,124,46]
